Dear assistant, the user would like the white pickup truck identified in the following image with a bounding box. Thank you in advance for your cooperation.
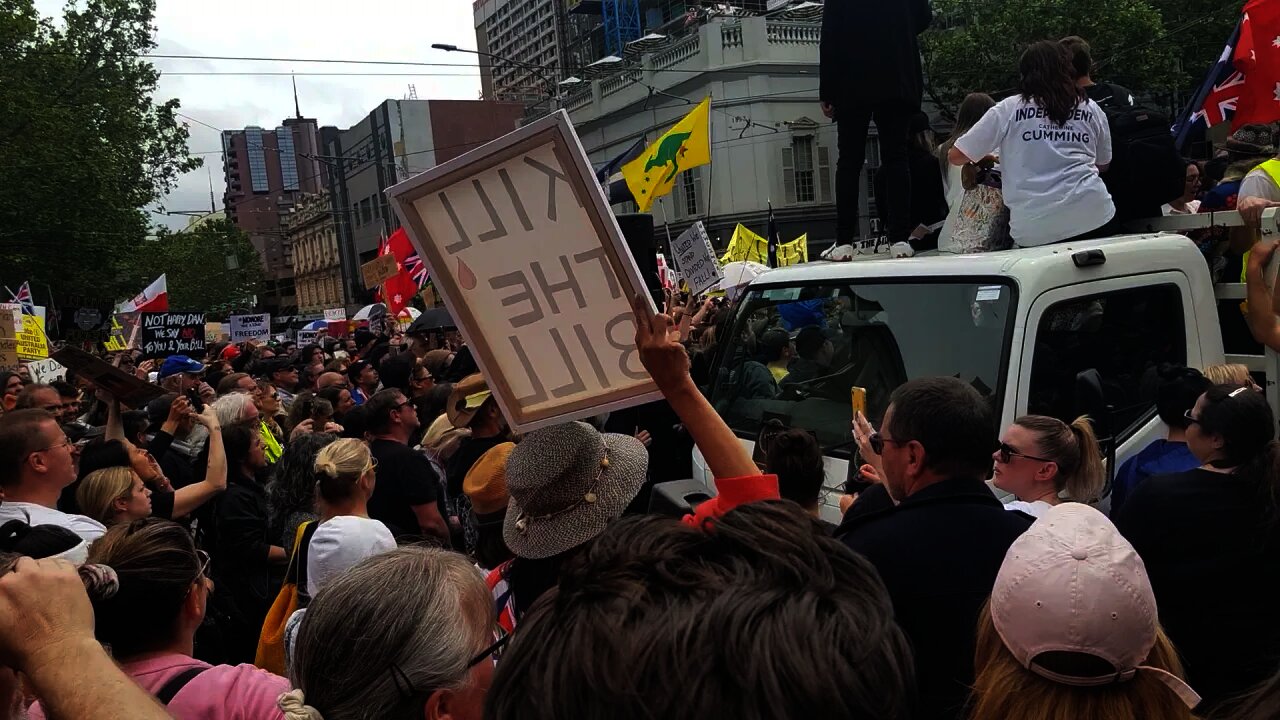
[691,213,1280,523]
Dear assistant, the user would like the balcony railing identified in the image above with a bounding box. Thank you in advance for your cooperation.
[721,23,743,49]
[601,68,643,98]
[652,32,700,70]
[766,20,821,45]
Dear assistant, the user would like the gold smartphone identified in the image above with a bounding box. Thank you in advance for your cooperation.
[851,386,866,415]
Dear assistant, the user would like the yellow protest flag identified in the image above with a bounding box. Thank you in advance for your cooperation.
[622,97,711,213]
[777,234,810,267]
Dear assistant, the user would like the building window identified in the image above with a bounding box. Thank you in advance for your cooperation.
[782,136,835,206]
[677,167,700,218]
[352,203,361,227]
[792,136,815,203]
[277,128,299,190]
[245,128,269,193]
[360,198,373,225]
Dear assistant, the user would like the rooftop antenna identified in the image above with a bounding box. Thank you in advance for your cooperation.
[407,83,418,100]
[292,72,302,119]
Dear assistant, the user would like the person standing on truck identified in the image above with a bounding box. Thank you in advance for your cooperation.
[1234,124,1280,228]
[838,377,1032,720]
[820,0,932,254]
[936,93,996,251]
[1060,36,1134,109]
[948,41,1114,246]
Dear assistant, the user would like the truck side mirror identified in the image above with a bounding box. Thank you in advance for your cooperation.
[1074,369,1116,499]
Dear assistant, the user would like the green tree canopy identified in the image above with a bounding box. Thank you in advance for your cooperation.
[922,0,1184,118]
[125,218,264,316]
[0,0,199,302]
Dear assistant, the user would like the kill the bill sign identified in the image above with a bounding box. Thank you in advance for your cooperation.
[387,110,661,433]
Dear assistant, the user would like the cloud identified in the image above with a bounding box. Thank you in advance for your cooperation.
[36,0,482,229]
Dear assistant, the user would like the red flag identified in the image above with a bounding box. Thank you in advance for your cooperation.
[1237,8,1257,72]
[1234,0,1280,128]
[382,229,420,315]
[115,274,169,313]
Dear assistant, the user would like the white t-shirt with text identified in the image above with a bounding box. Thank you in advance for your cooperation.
[0,501,106,542]
[955,95,1115,245]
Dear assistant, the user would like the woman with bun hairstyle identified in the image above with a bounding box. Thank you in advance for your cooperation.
[281,440,396,670]
[25,518,289,719]
[992,414,1105,518]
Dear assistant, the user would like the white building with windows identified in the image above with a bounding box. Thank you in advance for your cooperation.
[566,12,879,253]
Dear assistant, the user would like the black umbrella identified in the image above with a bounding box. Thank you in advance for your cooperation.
[406,307,456,335]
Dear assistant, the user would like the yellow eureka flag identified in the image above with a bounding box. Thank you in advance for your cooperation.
[622,96,711,212]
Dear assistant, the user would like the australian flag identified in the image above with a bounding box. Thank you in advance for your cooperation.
[595,137,646,206]
[1174,18,1245,149]
[9,282,35,316]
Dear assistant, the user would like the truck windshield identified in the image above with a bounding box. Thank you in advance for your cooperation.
[706,279,1016,457]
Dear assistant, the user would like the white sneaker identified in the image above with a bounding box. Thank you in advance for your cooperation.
[889,241,915,258]
[822,243,855,261]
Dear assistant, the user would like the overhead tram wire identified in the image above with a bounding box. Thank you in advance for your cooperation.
[4,85,824,172]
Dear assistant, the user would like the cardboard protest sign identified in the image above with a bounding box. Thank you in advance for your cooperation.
[388,110,661,433]
[323,308,347,322]
[104,313,145,352]
[0,311,17,371]
[671,221,722,295]
[51,347,164,407]
[361,254,399,290]
[204,322,224,344]
[229,313,271,343]
[140,312,206,359]
[1,304,49,360]
[297,329,319,345]
[26,358,66,383]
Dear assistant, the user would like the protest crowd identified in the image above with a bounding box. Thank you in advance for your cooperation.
[9,1,1280,719]
[4,278,1280,720]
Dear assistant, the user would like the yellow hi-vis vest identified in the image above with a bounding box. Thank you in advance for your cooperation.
[260,420,283,464]
[1238,159,1280,313]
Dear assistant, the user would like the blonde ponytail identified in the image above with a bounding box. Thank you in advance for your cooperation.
[1065,416,1105,503]
[1013,415,1105,503]
[278,689,324,720]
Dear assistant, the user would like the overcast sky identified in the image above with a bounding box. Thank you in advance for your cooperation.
[35,0,483,229]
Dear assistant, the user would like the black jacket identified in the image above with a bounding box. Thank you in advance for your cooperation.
[820,0,933,110]
[208,474,273,617]
[1114,468,1280,714]
[836,478,1032,720]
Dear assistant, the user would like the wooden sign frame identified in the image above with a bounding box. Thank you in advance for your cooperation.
[387,110,661,433]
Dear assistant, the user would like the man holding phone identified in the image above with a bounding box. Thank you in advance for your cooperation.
[156,356,214,408]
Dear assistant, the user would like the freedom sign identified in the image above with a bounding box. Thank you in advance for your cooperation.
[229,313,271,343]
[387,110,660,433]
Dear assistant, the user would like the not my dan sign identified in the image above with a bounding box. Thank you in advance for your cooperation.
[141,312,206,358]
[388,111,660,433]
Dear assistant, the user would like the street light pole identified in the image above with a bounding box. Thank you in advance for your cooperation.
[430,43,557,109]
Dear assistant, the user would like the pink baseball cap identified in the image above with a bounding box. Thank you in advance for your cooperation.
[991,502,1200,708]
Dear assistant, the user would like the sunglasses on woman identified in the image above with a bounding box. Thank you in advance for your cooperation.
[996,442,1052,464]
